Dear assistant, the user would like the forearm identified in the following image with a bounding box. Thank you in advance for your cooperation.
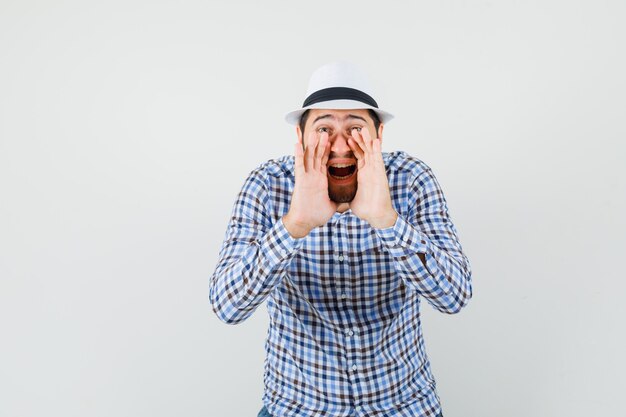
[209,218,301,324]
[375,213,472,314]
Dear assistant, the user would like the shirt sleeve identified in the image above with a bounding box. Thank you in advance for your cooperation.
[374,168,473,314]
[209,169,302,324]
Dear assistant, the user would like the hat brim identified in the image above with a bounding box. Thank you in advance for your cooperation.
[285,99,394,125]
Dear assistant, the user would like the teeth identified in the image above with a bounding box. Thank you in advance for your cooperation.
[329,163,355,168]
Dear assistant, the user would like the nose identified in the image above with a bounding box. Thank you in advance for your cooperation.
[330,131,351,155]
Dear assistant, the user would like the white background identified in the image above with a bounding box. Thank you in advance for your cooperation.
[1,1,625,416]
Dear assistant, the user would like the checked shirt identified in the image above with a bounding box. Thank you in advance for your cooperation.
[209,151,472,417]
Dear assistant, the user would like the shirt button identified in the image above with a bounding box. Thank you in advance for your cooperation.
[355,405,362,411]
[338,255,344,262]
[352,364,357,371]
[347,330,354,336]
[341,293,347,299]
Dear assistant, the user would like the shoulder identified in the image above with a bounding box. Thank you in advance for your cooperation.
[383,151,445,214]
[383,151,433,183]
[247,155,294,178]
[235,155,294,220]
[239,155,294,193]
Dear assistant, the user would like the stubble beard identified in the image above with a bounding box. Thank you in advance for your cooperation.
[328,181,358,203]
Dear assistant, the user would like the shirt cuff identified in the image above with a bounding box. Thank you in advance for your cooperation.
[374,213,453,295]
[259,216,304,267]
[374,213,430,255]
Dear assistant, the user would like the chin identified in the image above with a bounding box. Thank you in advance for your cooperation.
[328,184,357,203]
[329,195,354,204]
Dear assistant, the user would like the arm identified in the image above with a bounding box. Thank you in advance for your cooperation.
[208,169,302,325]
[210,128,336,324]
[374,168,473,314]
[345,127,471,314]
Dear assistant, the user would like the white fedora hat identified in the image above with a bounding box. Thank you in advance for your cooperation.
[285,61,394,125]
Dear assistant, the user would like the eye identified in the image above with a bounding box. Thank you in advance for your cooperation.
[351,126,362,133]
[317,127,330,134]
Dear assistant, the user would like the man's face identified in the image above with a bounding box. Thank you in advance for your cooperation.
[298,108,383,203]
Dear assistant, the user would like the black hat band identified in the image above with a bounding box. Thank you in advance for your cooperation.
[302,87,378,108]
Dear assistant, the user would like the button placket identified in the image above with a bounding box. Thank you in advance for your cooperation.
[334,218,350,304]
[334,213,369,413]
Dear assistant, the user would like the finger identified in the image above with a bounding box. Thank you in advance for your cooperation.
[373,137,382,154]
[305,130,317,172]
[348,139,366,170]
[314,132,328,171]
[359,127,374,154]
[294,139,304,178]
[351,128,369,158]
[372,137,384,166]
[348,132,366,159]
[321,136,331,174]
[347,137,365,161]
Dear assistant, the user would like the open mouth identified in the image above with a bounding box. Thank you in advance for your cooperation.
[328,163,357,180]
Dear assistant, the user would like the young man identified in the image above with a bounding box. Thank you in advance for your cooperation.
[209,62,472,417]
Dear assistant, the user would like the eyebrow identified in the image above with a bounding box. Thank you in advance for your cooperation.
[346,114,367,122]
[312,114,367,124]
[313,114,333,124]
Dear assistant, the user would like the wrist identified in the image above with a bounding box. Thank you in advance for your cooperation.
[369,209,398,230]
[282,212,313,239]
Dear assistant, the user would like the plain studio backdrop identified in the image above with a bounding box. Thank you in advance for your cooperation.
[1,1,624,416]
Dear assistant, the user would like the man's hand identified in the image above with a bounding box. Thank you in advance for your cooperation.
[347,128,398,229]
[283,131,338,238]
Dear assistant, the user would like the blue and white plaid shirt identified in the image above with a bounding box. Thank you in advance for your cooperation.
[209,151,472,417]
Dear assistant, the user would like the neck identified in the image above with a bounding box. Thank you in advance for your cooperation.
[336,203,350,213]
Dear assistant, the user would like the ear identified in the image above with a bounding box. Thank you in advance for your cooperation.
[377,123,384,140]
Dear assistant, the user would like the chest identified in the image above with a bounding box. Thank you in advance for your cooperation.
[285,217,403,309]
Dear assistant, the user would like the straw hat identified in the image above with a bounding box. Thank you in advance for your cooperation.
[285,61,394,125]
